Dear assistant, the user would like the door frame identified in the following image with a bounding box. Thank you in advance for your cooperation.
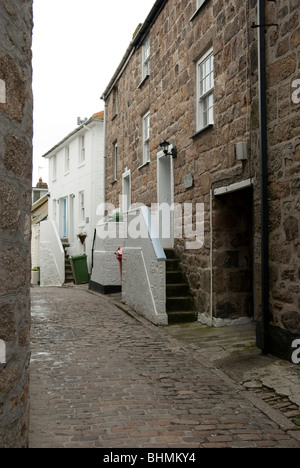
[157,148,174,249]
[59,196,68,238]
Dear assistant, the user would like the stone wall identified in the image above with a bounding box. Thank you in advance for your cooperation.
[103,0,300,358]
[104,0,254,319]
[0,0,33,448]
[262,0,300,355]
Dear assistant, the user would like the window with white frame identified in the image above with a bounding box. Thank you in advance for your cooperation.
[196,0,207,9]
[142,36,151,80]
[79,191,85,222]
[53,199,57,221]
[65,146,70,173]
[114,142,118,181]
[52,155,57,180]
[79,135,85,164]
[113,86,119,116]
[196,48,214,131]
[122,169,131,213]
[142,112,150,164]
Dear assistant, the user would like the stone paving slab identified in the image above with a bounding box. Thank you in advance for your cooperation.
[29,286,300,448]
[166,321,300,429]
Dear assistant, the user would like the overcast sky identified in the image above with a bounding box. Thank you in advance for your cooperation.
[32,0,155,184]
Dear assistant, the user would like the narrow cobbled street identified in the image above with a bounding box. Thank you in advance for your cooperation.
[29,286,300,448]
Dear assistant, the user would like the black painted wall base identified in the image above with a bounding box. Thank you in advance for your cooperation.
[89,280,122,295]
[256,321,300,362]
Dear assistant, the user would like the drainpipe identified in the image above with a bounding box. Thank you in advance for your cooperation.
[257,0,270,354]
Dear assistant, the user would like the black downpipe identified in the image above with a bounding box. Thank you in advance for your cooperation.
[91,228,96,270]
[257,0,270,355]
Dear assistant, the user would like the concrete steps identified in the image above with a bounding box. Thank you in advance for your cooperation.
[165,249,197,324]
[61,238,74,284]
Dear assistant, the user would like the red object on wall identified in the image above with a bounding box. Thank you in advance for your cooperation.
[116,247,123,281]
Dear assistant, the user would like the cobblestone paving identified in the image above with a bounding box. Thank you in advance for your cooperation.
[29,287,300,448]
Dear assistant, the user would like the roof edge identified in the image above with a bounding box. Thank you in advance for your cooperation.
[101,0,168,101]
[42,114,103,159]
[132,0,168,49]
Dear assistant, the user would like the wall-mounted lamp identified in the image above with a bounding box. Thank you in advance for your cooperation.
[160,140,177,158]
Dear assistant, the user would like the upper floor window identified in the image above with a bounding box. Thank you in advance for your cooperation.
[113,86,119,117]
[190,0,211,21]
[142,112,150,164]
[79,135,85,165]
[65,146,70,173]
[142,36,151,80]
[113,142,118,181]
[79,191,85,222]
[196,48,214,131]
[52,155,57,181]
[197,0,207,8]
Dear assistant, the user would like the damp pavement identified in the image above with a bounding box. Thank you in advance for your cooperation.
[29,285,300,448]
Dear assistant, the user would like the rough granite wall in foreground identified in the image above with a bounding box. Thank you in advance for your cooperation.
[0,0,33,448]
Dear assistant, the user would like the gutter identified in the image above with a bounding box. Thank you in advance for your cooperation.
[257,0,270,355]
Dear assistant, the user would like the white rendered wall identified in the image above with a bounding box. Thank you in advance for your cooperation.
[47,122,104,271]
[91,208,167,325]
[40,220,65,286]
[31,223,40,269]
[90,222,124,289]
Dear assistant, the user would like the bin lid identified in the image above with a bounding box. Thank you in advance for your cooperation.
[71,254,87,260]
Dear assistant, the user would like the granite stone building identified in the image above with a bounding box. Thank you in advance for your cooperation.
[0,0,33,448]
[101,0,300,360]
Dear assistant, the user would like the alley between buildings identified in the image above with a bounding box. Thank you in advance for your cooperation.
[29,286,300,448]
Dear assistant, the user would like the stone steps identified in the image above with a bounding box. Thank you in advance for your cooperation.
[61,238,74,284]
[165,249,197,324]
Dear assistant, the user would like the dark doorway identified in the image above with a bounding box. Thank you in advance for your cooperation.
[212,186,254,321]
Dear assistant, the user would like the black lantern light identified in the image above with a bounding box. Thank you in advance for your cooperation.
[159,140,177,158]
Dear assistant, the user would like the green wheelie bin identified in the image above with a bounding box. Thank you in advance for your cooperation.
[70,254,89,285]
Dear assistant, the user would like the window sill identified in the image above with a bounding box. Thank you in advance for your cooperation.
[138,74,150,89]
[190,124,213,139]
[78,162,85,168]
[138,161,150,170]
[190,0,210,21]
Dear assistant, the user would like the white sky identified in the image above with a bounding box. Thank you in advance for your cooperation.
[32,0,155,185]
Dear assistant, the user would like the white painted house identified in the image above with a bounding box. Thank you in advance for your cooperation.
[40,112,105,286]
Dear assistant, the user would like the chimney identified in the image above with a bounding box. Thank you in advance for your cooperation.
[36,178,48,189]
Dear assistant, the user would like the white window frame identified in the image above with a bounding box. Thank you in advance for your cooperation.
[197,0,207,9]
[142,36,151,80]
[65,146,70,174]
[122,169,131,213]
[52,155,57,181]
[52,199,57,222]
[113,86,119,116]
[114,142,118,181]
[142,112,150,165]
[196,48,214,131]
[79,135,85,165]
[79,191,85,222]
